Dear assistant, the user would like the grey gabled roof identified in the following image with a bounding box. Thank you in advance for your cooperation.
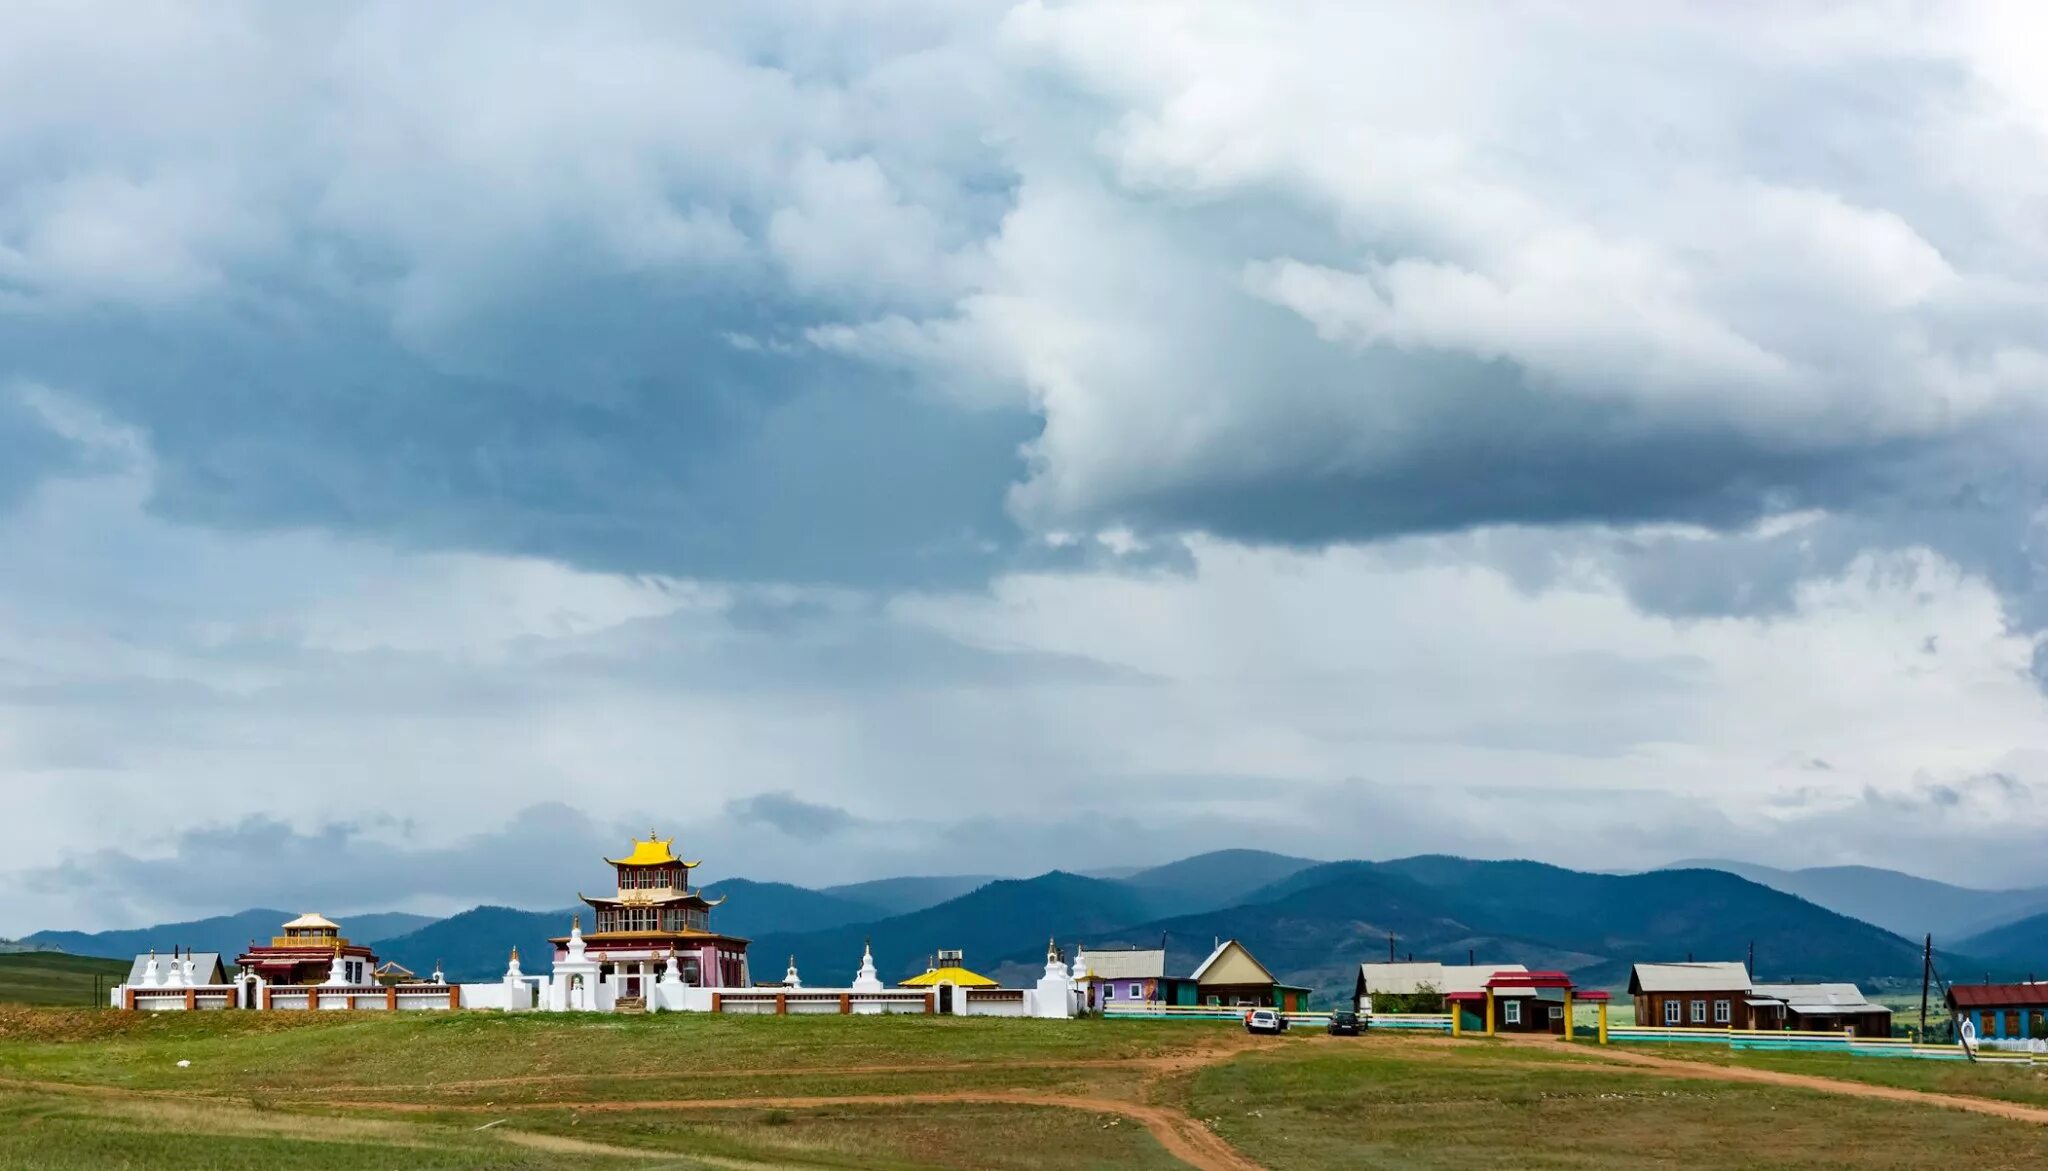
[124,952,226,986]
[1751,982,1879,1012]
[1081,948,1166,980]
[1629,961,1752,994]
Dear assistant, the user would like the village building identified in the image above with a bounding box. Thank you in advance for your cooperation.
[1945,982,2048,1046]
[1629,962,1761,1029]
[1190,939,1311,1011]
[1074,947,1199,1009]
[1445,970,1607,1037]
[550,831,752,1008]
[235,913,379,987]
[373,961,418,986]
[121,948,228,991]
[1750,982,1893,1037]
[1354,961,1528,1014]
[899,949,999,1014]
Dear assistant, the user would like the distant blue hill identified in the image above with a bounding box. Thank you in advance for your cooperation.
[22,909,437,961]
[818,875,1001,916]
[1663,858,2048,940]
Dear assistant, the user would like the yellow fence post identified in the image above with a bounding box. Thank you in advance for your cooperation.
[1561,989,1573,1042]
[1451,1000,1462,1037]
[1485,988,1496,1038]
[1598,1000,1609,1045]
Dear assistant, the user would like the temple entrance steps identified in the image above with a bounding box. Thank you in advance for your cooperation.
[615,996,647,1015]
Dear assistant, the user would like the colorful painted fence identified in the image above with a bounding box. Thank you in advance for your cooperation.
[1610,1024,2037,1065]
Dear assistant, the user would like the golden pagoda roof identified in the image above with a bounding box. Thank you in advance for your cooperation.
[899,966,999,988]
[605,832,700,868]
[281,912,340,931]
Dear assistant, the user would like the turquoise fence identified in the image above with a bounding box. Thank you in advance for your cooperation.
[1608,1025,2034,1065]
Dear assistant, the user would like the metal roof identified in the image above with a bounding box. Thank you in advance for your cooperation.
[124,952,225,985]
[1080,948,1166,980]
[280,912,339,931]
[1947,982,2048,1009]
[1628,961,1752,994]
[1358,961,1529,996]
[1750,982,1875,1011]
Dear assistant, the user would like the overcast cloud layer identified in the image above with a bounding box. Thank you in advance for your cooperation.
[8,1,2048,934]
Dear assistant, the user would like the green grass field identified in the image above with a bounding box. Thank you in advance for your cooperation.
[0,953,128,1007]
[4,1008,2048,1169]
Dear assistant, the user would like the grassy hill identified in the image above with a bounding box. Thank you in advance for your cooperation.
[4,1008,2048,1169]
[0,952,130,1006]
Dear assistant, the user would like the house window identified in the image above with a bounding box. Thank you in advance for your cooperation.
[1129,983,1143,1000]
[1548,1005,1563,1021]
[1103,984,1115,999]
[1691,999,1707,1024]
[1664,1000,1681,1025]
[1504,1000,1521,1025]
[1714,1000,1731,1024]
[1207,996,1221,1006]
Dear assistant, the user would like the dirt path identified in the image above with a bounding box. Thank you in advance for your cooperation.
[327,1089,1261,1171]
[1580,1045,2048,1124]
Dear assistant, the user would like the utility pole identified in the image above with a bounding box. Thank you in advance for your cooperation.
[1468,948,1475,966]
[1388,933,1395,962]
[1746,940,1755,977]
[1919,934,1932,1042]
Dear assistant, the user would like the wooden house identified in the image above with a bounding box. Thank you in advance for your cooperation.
[1076,947,1198,1009]
[1628,962,1761,1029]
[1945,982,2048,1045]
[1190,939,1311,1012]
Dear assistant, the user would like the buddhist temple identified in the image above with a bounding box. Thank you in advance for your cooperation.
[234,912,379,986]
[550,831,752,1007]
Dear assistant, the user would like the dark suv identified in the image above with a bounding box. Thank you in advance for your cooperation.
[1327,1009,1363,1036]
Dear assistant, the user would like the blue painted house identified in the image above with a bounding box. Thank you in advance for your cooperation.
[1945,982,2048,1044]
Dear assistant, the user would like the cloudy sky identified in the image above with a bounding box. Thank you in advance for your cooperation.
[8,1,2048,934]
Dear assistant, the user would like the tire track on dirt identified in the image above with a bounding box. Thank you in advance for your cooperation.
[326,1090,1262,1171]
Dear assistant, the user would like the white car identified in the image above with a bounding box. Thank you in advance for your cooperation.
[1244,1009,1289,1035]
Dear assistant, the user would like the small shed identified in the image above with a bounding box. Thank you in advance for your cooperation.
[1750,982,1892,1037]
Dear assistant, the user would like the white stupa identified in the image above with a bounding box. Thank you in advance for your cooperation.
[140,950,163,988]
[851,940,883,993]
[784,955,803,990]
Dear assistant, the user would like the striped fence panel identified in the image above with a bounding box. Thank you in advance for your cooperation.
[1609,1025,2033,1065]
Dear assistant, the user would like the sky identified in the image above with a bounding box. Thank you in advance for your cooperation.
[8,1,2048,934]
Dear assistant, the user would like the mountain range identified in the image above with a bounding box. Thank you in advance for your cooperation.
[1662,859,2048,941]
[28,849,2040,999]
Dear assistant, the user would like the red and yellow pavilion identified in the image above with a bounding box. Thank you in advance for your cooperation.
[550,831,752,1000]
[234,912,379,986]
